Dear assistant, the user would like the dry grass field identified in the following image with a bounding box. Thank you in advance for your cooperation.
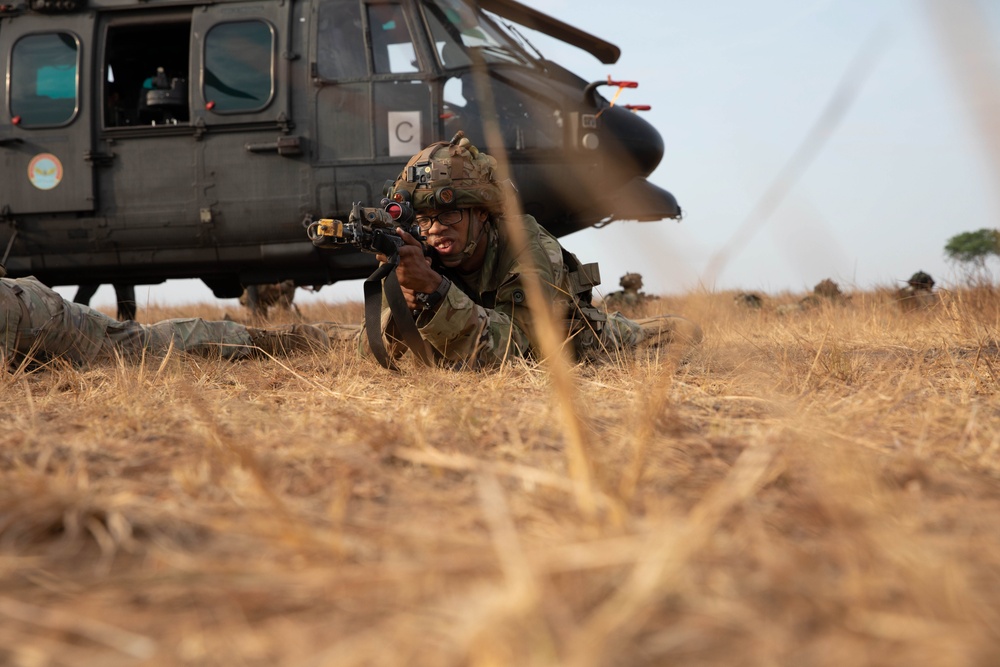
[2,285,999,666]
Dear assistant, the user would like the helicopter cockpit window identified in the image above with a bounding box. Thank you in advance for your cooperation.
[204,20,275,113]
[316,0,366,81]
[422,2,555,152]
[421,0,530,68]
[10,33,79,128]
[104,21,190,127]
[367,4,419,74]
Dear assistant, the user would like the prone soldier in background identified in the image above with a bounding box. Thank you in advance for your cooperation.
[74,283,137,321]
[1,267,329,369]
[896,270,938,311]
[602,272,651,310]
[311,132,701,370]
[240,280,298,318]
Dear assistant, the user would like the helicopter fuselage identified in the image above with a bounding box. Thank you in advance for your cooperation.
[0,0,679,297]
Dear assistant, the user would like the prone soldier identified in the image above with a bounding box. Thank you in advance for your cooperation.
[1,268,329,369]
[778,278,850,315]
[240,280,298,318]
[896,270,938,311]
[312,132,702,370]
[602,273,651,310]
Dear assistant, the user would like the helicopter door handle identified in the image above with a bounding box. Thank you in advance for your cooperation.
[85,151,115,166]
[0,137,24,147]
[244,136,302,156]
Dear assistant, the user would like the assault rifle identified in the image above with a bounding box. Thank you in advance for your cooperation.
[307,201,422,262]
[306,200,433,370]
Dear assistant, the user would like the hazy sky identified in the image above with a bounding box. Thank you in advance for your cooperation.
[553,0,1000,296]
[68,0,1000,308]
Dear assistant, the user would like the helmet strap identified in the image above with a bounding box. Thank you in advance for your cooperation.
[446,212,487,267]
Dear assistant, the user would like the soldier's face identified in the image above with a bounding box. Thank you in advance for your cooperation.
[420,208,487,267]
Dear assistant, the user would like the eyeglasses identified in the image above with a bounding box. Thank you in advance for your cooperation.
[415,209,464,231]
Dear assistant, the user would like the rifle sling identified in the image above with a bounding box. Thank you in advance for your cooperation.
[363,263,394,369]
[363,262,434,370]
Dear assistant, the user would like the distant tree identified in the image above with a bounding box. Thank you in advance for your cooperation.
[944,228,1000,271]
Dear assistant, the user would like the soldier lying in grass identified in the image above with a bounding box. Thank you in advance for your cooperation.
[357,132,703,369]
[1,267,328,368]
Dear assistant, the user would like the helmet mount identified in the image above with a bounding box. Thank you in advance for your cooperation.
[387,131,505,214]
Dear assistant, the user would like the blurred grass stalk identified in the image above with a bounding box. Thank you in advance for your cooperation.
[469,52,602,522]
[926,0,1000,204]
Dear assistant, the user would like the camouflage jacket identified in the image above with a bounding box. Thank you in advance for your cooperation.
[371,215,639,367]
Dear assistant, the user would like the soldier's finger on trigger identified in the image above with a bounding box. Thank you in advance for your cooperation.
[397,228,420,247]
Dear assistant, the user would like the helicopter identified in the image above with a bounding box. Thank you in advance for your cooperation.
[0,0,680,301]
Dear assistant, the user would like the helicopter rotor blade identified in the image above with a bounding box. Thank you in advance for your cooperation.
[479,0,621,64]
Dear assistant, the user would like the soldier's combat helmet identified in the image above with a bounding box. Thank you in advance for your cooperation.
[907,270,935,291]
[385,131,506,213]
[619,272,644,292]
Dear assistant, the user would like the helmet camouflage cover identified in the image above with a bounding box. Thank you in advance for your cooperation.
[619,273,644,291]
[387,131,505,213]
[907,271,935,291]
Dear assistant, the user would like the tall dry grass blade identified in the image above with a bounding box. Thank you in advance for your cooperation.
[391,445,618,512]
[475,471,537,601]
[617,374,671,503]
[566,443,780,667]
[973,342,1000,386]
[0,596,157,659]
[925,0,1000,200]
[154,335,176,380]
[462,472,567,667]
[467,53,599,520]
[801,325,831,392]
[20,376,37,432]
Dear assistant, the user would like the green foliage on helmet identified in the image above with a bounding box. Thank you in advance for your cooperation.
[387,131,506,213]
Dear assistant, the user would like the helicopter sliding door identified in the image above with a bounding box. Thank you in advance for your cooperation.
[0,12,95,214]
[94,8,203,262]
[188,0,302,252]
[93,1,299,275]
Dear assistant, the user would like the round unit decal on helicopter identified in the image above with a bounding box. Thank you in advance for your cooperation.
[28,153,64,191]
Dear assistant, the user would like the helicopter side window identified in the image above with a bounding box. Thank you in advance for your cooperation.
[439,73,562,152]
[423,5,475,139]
[316,0,366,81]
[10,33,79,128]
[104,21,190,127]
[367,4,419,74]
[420,0,529,67]
[423,4,470,70]
[204,20,275,113]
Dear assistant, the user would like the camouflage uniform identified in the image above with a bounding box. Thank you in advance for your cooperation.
[602,273,649,309]
[373,214,645,367]
[240,280,297,317]
[896,270,938,311]
[1,275,325,367]
[359,132,701,369]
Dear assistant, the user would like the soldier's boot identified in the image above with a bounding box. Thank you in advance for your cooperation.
[313,321,363,342]
[247,324,330,356]
[635,315,704,348]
